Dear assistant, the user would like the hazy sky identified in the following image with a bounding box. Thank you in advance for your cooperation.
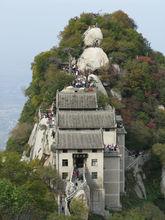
[0,0,165,80]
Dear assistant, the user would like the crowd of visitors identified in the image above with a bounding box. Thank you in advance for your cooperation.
[66,168,84,197]
[72,168,83,182]
[104,144,120,153]
[42,110,55,127]
[63,61,97,90]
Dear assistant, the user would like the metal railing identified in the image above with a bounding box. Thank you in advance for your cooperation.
[66,166,87,201]
[126,153,150,170]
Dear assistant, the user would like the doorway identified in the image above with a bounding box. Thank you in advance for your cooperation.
[73,153,88,168]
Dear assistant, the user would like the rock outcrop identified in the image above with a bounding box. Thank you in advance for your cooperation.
[161,166,165,198]
[28,117,56,166]
[77,26,109,72]
[83,27,103,47]
[77,47,109,72]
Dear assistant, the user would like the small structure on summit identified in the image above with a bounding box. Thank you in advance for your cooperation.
[77,26,109,72]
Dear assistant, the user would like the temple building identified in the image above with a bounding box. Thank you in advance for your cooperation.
[51,90,126,215]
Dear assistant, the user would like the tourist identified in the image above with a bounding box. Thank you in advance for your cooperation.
[51,130,55,138]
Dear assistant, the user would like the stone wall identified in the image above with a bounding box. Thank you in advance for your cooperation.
[117,129,126,193]
[104,155,121,210]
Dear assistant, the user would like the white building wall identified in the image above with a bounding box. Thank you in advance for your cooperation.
[56,149,104,184]
[86,150,104,188]
[103,130,116,145]
[56,149,105,215]
[85,150,105,215]
[56,150,74,179]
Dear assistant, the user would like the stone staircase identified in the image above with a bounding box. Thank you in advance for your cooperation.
[64,166,88,215]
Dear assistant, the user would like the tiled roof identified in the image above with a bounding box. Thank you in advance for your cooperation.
[52,130,104,150]
[56,91,97,109]
[58,110,115,129]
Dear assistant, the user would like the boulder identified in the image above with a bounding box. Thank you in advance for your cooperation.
[84,27,103,47]
[77,47,109,72]
[158,105,165,111]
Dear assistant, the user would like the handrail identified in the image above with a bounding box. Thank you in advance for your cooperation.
[66,166,87,201]
[63,165,88,216]
[126,153,150,170]
[66,180,87,201]
[126,156,140,170]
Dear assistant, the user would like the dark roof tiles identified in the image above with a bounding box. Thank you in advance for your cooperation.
[56,92,97,109]
[58,110,116,129]
[53,130,104,150]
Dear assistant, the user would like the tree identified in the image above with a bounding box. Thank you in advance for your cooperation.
[97,91,109,109]
[121,60,153,97]
[0,152,31,185]
[152,143,165,166]
[35,165,64,193]
[110,203,165,220]
[70,198,89,220]
[110,10,137,29]
[126,120,152,150]
[0,152,60,219]
[0,179,32,220]
[6,123,33,153]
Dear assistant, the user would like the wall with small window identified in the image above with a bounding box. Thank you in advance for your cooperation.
[91,172,98,179]
[91,159,98,166]
[86,150,104,188]
[56,150,74,180]
[62,172,68,180]
[62,159,68,166]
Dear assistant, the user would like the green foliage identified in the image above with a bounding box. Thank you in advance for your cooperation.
[88,213,105,220]
[121,170,142,209]
[20,62,74,124]
[121,60,153,97]
[97,91,109,109]
[110,10,137,29]
[40,64,74,108]
[59,11,150,64]
[110,203,165,220]
[152,51,165,66]
[109,97,125,110]
[154,110,165,128]
[6,123,33,154]
[143,156,162,202]
[126,120,152,150]
[156,128,165,144]
[0,151,63,219]
[70,198,88,220]
[47,212,81,220]
[0,179,32,219]
[152,143,165,166]
[121,155,163,215]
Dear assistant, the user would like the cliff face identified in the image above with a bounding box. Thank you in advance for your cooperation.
[28,117,56,166]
